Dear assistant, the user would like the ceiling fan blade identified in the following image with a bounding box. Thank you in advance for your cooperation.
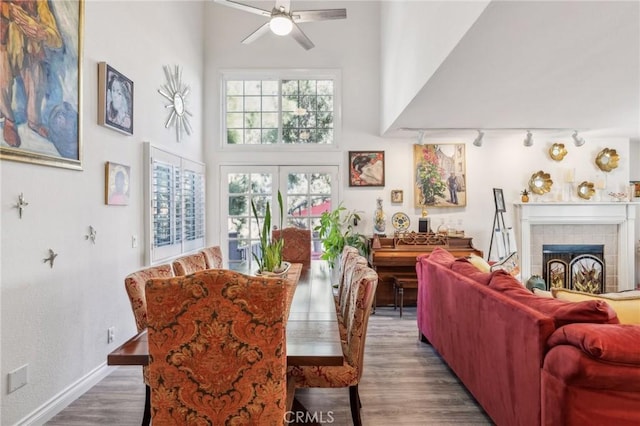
[290,22,314,50]
[213,0,271,17]
[274,0,291,13]
[293,9,347,23]
[241,22,271,44]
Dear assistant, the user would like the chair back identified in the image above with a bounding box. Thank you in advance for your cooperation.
[342,264,378,380]
[200,245,223,269]
[146,269,287,424]
[272,227,312,266]
[337,253,368,320]
[336,245,360,287]
[124,264,174,332]
[172,252,207,276]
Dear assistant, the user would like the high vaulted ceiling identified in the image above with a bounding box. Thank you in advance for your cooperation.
[382,1,640,140]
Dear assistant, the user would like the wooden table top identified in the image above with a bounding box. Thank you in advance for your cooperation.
[108,261,344,367]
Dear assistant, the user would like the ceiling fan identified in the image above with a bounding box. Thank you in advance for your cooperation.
[214,0,347,50]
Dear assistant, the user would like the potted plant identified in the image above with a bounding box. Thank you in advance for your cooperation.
[251,190,289,276]
[314,204,368,268]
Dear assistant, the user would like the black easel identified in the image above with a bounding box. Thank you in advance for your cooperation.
[488,188,511,261]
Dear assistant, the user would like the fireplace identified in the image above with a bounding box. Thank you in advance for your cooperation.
[514,202,637,292]
[542,244,605,293]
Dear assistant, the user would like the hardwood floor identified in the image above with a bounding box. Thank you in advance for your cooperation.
[47,307,493,425]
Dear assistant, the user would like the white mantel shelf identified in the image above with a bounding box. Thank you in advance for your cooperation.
[514,202,638,291]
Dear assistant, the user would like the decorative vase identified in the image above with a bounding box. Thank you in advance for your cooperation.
[526,275,546,292]
[374,198,386,234]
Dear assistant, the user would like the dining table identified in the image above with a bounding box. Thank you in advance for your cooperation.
[107,260,344,423]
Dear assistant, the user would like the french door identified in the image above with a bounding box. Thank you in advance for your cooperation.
[221,165,338,272]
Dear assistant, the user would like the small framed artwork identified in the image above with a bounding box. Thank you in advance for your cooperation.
[493,188,506,212]
[98,62,134,135]
[105,162,131,205]
[391,189,403,203]
[349,151,385,187]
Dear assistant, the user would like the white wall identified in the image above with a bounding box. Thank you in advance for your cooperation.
[0,1,204,424]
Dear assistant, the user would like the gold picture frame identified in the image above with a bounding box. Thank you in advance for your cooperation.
[0,1,84,170]
[391,190,403,203]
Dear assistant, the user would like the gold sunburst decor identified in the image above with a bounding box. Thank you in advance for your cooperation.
[158,65,193,142]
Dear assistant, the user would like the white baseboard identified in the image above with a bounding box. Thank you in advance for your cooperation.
[14,362,111,426]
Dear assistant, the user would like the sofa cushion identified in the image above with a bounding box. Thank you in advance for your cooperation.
[547,323,640,364]
[489,272,619,327]
[552,288,640,325]
[426,247,456,268]
[451,258,493,285]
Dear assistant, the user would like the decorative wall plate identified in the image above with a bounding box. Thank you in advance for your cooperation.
[577,181,595,200]
[392,212,410,231]
[549,143,567,161]
[528,170,553,195]
[595,148,619,172]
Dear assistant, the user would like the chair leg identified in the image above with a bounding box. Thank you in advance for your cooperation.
[349,385,362,426]
[142,385,151,426]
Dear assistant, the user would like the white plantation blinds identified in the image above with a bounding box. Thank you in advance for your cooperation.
[146,143,205,263]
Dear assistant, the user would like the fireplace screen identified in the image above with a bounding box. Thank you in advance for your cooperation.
[542,244,605,294]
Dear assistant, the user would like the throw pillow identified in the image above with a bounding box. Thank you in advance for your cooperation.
[427,247,456,268]
[451,259,493,285]
[547,323,640,364]
[552,288,640,324]
[532,288,553,298]
[467,254,491,272]
[490,251,520,280]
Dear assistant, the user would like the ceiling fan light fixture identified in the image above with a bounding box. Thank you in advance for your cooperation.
[270,15,293,36]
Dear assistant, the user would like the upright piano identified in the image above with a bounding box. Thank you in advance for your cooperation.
[368,232,483,307]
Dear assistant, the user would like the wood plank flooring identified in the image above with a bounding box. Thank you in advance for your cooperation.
[47,307,493,425]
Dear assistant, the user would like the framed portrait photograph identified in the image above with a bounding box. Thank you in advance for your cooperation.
[98,62,133,135]
[493,188,506,212]
[0,0,84,170]
[414,144,466,207]
[391,189,404,203]
[105,162,131,206]
[349,151,385,187]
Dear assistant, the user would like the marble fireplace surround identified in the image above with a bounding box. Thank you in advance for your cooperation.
[514,202,637,292]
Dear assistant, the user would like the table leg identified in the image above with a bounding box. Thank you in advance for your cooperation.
[399,287,404,318]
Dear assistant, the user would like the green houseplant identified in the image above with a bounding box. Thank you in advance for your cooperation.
[251,191,287,274]
[314,204,368,268]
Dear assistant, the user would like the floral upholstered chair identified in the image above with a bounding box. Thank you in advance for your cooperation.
[145,269,287,425]
[200,245,224,269]
[272,227,312,266]
[171,252,207,276]
[123,263,174,426]
[288,263,378,426]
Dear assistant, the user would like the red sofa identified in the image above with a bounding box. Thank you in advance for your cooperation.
[416,248,640,426]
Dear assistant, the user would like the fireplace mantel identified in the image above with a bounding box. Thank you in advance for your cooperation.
[514,202,638,291]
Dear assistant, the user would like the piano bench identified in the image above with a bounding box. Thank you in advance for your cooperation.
[392,276,419,318]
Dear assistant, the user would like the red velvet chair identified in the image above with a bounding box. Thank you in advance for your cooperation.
[171,252,207,276]
[288,263,378,426]
[200,245,224,269]
[145,269,287,424]
[272,227,312,266]
[124,264,174,425]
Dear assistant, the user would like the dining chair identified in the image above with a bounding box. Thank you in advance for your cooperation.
[123,263,175,426]
[145,269,288,425]
[200,245,224,269]
[171,252,207,276]
[288,263,378,426]
[272,227,312,266]
[337,253,368,321]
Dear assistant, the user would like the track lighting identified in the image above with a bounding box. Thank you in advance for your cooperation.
[572,131,585,147]
[523,130,533,147]
[472,130,484,147]
[417,130,426,145]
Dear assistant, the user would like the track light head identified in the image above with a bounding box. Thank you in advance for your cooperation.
[472,130,484,147]
[523,130,534,147]
[572,131,585,147]
[417,130,426,145]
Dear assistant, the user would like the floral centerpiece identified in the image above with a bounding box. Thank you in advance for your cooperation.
[416,145,446,205]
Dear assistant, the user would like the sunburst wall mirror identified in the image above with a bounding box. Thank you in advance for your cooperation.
[158,65,193,142]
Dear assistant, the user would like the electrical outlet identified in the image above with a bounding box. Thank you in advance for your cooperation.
[107,327,115,344]
[131,235,138,248]
[8,365,28,393]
